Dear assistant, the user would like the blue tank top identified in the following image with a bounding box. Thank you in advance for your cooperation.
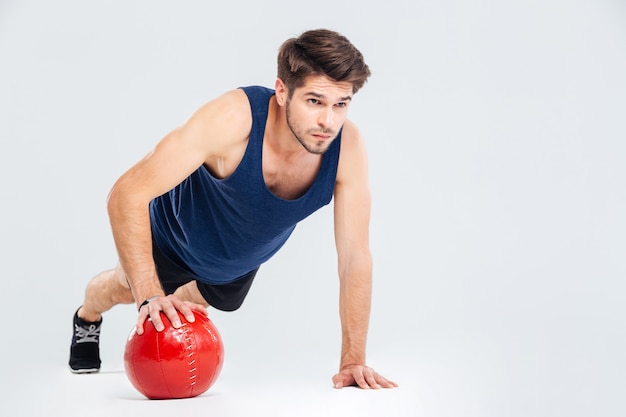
[149,86,342,284]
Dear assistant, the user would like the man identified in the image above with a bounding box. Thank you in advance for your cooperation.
[69,28,397,390]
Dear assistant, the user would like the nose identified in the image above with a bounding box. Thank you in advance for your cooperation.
[318,106,334,129]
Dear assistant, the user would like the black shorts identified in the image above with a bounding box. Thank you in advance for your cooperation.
[152,241,258,312]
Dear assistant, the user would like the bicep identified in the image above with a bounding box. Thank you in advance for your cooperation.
[111,126,209,204]
[133,127,205,190]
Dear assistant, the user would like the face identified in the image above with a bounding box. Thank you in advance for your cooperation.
[280,75,353,155]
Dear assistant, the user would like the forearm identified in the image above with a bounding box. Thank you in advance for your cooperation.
[107,185,163,306]
[338,254,373,369]
[333,254,398,390]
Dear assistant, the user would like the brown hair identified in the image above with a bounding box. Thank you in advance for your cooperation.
[277,29,371,96]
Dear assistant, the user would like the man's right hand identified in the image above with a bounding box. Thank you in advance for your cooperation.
[135,294,207,335]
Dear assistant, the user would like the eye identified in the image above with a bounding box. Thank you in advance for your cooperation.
[335,102,347,108]
[308,98,321,105]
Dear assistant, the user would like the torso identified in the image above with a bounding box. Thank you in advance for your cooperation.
[261,141,322,200]
[150,86,345,283]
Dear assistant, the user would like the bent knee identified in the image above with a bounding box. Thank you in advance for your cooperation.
[174,281,209,307]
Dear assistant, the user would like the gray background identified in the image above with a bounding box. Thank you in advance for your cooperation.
[1,0,625,416]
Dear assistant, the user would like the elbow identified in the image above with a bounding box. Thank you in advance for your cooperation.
[106,182,123,218]
[106,178,146,220]
[338,249,373,280]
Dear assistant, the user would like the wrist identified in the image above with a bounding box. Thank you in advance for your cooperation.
[340,350,366,370]
[340,357,366,370]
[138,295,161,311]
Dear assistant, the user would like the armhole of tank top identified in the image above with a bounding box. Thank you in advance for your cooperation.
[209,87,268,183]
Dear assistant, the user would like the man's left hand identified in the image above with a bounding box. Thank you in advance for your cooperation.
[332,365,398,389]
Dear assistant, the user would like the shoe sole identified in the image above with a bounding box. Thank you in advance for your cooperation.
[69,366,100,374]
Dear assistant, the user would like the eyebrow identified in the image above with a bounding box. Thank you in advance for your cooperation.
[306,92,353,102]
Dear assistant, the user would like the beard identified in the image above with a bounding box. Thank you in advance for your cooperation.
[285,100,338,155]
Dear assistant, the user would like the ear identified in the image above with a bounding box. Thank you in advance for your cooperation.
[274,78,287,106]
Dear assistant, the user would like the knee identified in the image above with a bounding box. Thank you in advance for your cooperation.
[111,287,135,305]
[85,267,135,305]
[175,282,209,307]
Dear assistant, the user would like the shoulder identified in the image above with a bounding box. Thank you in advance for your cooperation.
[339,119,365,152]
[336,119,368,185]
[186,89,251,134]
[179,89,252,156]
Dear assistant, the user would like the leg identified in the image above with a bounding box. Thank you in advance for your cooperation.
[70,264,134,373]
[178,268,259,312]
[173,281,210,307]
[78,264,135,322]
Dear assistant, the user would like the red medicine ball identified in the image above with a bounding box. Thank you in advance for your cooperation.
[124,310,224,400]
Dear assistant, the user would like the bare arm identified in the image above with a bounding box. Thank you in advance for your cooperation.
[106,89,251,332]
[331,121,397,389]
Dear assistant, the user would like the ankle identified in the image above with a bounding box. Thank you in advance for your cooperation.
[77,306,102,323]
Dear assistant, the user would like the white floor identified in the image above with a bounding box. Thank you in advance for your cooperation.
[4,303,422,417]
[12,355,418,417]
[2,292,625,417]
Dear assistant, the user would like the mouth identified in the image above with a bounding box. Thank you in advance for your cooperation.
[312,133,332,140]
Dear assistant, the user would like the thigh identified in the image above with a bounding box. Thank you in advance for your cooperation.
[173,281,210,307]
[152,238,258,311]
[152,240,197,295]
[112,264,132,289]
[194,268,259,312]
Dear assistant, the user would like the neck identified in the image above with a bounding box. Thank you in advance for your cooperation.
[266,96,308,155]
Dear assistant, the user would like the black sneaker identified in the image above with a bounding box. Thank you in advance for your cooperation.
[69,308,102,373]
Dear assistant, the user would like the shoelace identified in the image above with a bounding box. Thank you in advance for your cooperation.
[74,323,100,344]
